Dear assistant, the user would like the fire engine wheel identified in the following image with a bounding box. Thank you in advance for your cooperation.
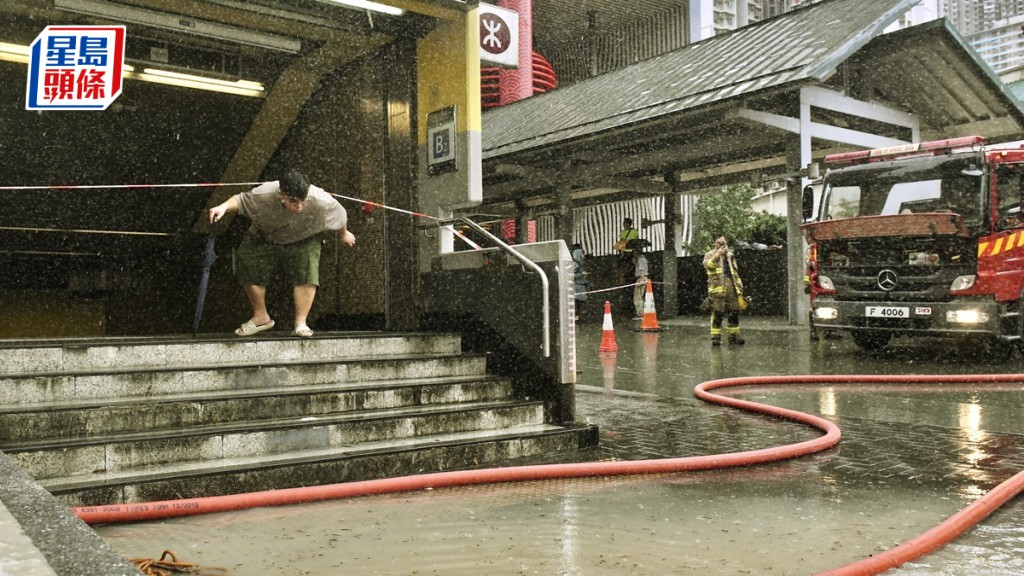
[850,330,891,351]
[989,298,1024,359]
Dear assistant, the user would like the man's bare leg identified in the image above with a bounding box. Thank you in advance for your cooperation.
[242,284,272,326]
[293,284,317,335]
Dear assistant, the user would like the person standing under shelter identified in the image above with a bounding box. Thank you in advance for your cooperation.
[703,234,745,346]
[631,239,649,320]
[208,169,356,338]
[615,217,639,284]
[571,242,589,322]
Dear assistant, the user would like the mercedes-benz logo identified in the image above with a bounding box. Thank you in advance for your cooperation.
[877,269,898,291]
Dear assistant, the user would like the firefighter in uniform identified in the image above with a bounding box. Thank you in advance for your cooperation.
[703,234,745,346]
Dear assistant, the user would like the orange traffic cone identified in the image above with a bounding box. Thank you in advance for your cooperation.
[639,279,663,332]
[598,300,618,352]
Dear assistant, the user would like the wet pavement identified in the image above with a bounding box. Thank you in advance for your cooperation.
[97,315,1024,575]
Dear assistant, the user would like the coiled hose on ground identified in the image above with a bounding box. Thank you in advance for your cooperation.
[73,374,1024,575]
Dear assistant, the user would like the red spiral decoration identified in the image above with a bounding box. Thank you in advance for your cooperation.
[531,51,557,94]
[481,51,558,110]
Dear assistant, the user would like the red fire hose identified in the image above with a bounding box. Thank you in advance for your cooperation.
[73,374,1024,575]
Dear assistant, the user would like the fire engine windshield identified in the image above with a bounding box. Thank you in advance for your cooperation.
[821,155,984,224]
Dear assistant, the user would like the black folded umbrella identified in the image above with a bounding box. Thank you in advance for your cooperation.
[193,234,217,336]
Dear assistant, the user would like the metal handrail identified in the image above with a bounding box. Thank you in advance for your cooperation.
[438,217,550,357]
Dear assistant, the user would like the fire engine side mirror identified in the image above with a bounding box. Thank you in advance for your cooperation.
[805,162,820,180]
[802,185,815,221]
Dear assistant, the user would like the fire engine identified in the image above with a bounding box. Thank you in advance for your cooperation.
[801,135,1024,352]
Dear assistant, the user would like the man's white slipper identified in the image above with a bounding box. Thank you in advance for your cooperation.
[293,325,314,338]
[235,319,275,336]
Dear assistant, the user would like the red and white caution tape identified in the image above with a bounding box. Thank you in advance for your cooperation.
[0,182,261,191]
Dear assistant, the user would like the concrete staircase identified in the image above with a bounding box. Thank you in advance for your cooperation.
[0,332,596,507]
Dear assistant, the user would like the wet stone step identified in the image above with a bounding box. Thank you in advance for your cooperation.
[7,401,547,480]
[0,331,598,516]
[0,376,514,441]
[0,355,489,404]
[0,332,464,375]
[45,425,596,507]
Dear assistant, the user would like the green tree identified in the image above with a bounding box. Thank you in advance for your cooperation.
[748,211,787,246]
[689,184,755,252]
[688,184,788,252]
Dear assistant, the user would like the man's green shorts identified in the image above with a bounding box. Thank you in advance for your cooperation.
[235,233,322,287]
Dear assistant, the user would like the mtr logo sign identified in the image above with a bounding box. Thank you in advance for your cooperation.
[25,25,125,110]
[479,3,518,68]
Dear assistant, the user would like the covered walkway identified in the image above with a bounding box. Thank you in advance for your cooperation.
[478,0,1024,322]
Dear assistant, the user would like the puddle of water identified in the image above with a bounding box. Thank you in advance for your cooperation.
[889,511,1024,576]
[98,474,964,575]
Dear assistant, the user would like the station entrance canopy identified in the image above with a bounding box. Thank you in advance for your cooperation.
[478,0,1024,321]
[480,0,1024,207]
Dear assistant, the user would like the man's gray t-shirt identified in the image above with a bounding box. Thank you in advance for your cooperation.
[235,181,348,245]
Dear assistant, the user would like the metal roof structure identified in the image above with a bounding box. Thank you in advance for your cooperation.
[1008,78,1024,101]
[479,0,1024,212]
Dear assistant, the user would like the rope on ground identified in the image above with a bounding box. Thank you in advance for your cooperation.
[130,550,227,576]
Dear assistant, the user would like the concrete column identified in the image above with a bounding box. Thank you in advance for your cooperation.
[516,200,531,244]
[383,41,419,331]
[555,186,573,246]
[785,130,809,326]
[662,174,681,318]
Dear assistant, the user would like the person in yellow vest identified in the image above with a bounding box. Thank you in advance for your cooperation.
[615,217,640,283]
[703,234,745,346]
[618,217,639,247]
